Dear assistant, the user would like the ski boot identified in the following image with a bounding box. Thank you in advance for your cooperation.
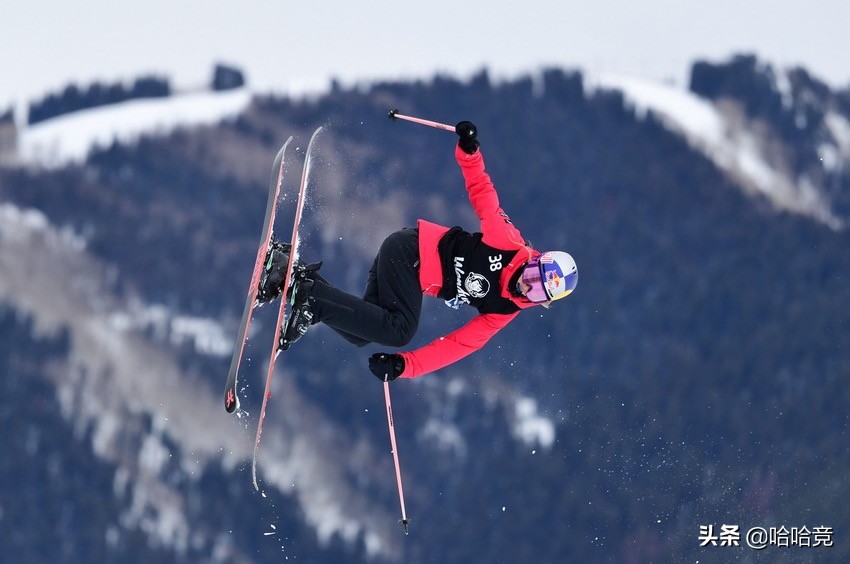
[279,261,322,350]
[257,238,293,304]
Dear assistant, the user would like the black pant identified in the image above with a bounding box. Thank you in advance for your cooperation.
[309,228,421,347]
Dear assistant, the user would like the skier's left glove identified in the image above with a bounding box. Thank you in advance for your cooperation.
[455,121,479,154]
[369,353,405,381]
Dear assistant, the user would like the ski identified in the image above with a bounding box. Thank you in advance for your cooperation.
[252,126,323,490]
[224,136,293,413]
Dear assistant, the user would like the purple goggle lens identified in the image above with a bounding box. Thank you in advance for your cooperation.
[520,258,551,303]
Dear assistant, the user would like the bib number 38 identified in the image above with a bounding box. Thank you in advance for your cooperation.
[488,254,503,272]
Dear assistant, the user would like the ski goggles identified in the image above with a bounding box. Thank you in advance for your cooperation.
[520,253,577,303]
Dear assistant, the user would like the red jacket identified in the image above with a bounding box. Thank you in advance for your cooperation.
[399,145,540,378]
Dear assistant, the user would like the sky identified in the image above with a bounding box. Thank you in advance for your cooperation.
[2,0,849,113]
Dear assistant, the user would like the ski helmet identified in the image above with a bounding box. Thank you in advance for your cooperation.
[519,251,578,303]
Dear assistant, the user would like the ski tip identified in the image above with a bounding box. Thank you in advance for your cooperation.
[224,388,238,413]
[399,518,410,535]
[388,108,399,120]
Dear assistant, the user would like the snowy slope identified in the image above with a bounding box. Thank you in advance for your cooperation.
[16,73,849,230]
[0,201,399,559]
[585,72,847,230]
[18,89,252,167]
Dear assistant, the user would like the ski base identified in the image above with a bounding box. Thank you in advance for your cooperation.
[223,137,293,413]
[251,126,323,490]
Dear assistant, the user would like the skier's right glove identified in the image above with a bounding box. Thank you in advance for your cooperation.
[455,121,479,154]
[369,353,405,382]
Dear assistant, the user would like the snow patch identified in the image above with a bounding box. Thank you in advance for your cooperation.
[586,72,726,145]
[418,377,470,456]
[140,433,171,475]
[774,69,794,110]
[421,419,467,457]
[170,316,231,357]
[109,306,231,358]
[512,397,555,449]
[823,111,850,172]
[0,203,86,250]
[18,89,252,167]
[585,72,844,230]
[0,203,49,232]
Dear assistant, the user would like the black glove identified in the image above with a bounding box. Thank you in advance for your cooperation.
[369,353,405,381]
[455,121,479,154]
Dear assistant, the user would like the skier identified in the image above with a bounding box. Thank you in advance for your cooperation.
[258,121,577,381]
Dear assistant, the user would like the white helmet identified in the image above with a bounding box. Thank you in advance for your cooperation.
[519,251,578,303]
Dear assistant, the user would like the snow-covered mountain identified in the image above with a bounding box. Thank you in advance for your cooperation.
[13,61,850,231]
[587,70,850,230]
[0,201,401,559]
[2,56,849,562]
[17,89,253,167]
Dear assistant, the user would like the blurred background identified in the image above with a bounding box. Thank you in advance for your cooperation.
[1,2,849,562]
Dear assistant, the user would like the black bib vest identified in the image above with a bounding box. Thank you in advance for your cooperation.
[437,227,521,314]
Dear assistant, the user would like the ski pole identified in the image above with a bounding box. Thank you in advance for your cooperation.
[388,108,455,133]
[383,377,410,534]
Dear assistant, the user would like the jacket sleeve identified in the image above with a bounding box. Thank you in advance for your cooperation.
[455,145,527,249]
[398,312,519,378]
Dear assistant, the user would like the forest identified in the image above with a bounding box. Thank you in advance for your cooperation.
[1,57,849,562]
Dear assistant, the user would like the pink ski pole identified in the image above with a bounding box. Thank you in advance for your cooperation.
[388,108,455,133]
[383,377,410,534]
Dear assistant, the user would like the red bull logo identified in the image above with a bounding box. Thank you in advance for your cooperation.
[539,251,577,301]
[545,270,563,294]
